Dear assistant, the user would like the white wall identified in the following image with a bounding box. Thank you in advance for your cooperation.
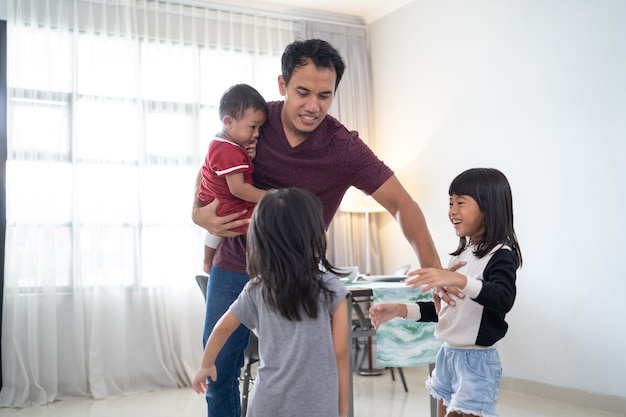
[369,0,626,399]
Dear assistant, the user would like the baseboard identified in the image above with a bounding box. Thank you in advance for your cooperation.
[501,376,626,416]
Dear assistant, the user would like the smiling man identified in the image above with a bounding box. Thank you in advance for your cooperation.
[192,38,442,417]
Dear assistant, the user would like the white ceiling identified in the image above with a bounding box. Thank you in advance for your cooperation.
[217,0,415,24]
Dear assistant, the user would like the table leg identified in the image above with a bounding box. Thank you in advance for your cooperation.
[429,362,436,417]
[348,295,354,417]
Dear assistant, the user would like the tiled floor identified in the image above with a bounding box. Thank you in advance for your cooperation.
[0,365,621,417]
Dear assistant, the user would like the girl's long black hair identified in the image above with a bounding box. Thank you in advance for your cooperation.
[246,188,342,321]
[449,168,523,268]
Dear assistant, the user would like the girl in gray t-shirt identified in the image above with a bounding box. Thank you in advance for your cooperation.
[192,188,350,417]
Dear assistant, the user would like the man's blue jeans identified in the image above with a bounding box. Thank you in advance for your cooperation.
[203,265,251,417]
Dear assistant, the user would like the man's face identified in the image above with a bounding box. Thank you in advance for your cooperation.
[278,60,336,140]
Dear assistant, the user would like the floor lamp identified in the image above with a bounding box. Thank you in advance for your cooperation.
[339,187,386,275]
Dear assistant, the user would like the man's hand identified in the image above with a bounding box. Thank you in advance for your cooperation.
[192,169,249,237]
[406,261,466,307]
[192,198,250,237]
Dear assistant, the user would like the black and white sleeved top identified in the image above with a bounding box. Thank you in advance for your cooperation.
[405,244,517,348]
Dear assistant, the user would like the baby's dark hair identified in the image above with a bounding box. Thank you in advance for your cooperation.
[246,188,340,321]
[281,39,346,92]
[218,84,268,121]
[449,168,522,268]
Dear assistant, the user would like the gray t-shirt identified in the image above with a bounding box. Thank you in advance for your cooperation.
[230,273,349,417]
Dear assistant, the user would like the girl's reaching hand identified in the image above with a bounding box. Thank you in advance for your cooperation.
[192,366,217,394]
[369,303,403,329]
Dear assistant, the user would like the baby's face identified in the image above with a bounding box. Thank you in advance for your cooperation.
[227,108,266,151]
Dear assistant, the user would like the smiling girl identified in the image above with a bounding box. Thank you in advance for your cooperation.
[370,168,522,417]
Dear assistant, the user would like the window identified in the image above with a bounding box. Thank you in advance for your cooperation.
[6,13,293,290]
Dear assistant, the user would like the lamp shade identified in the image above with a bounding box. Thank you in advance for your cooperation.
[339,186,386,214]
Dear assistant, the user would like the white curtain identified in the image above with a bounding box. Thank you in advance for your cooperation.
[302,22,384,275]
[2,0,376,407]
[2,0,297,406]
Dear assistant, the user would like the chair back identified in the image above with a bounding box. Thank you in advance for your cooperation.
[194,273,259,363]
[392,264,411,275]
[195,275,209,299]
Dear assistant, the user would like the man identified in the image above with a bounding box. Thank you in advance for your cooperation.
[192,39,442,417]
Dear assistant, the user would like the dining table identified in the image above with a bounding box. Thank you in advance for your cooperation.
[345,276,441,417]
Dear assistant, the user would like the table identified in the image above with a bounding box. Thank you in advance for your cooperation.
[346,280,441,417]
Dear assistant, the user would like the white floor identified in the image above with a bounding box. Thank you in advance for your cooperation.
[0,366,621,417]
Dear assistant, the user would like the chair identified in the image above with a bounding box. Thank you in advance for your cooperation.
[388,367,408,393]
[393,264,411,275]
[195,275,260,417]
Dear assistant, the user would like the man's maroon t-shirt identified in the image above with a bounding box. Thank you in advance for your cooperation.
[213,101,394,274]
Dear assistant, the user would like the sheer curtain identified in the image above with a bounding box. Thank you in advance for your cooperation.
[2,0,296,406]
[2,0,376,407]
[302,22,384,275]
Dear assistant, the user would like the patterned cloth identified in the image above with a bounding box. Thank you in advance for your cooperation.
[348,281,442,367]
